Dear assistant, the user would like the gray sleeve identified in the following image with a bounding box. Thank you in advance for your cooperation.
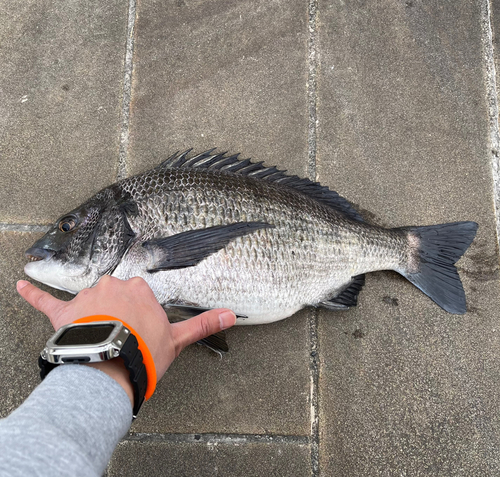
[0,365,133,477]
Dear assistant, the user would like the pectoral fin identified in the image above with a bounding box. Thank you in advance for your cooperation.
[143,222,273,272]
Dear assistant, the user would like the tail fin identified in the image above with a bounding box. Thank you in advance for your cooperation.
[400,221,478,314]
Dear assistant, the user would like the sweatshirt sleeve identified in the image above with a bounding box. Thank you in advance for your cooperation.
[0,365,133,477]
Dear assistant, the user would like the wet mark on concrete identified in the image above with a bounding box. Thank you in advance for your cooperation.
[464,268,500,282]
[352,328,365,339]
[383,296,399,306]
[460,251,500,282]
[61,84,70,91]
[466,305,480,314]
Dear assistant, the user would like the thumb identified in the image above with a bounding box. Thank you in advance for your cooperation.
[17,281,66,327]
[171,309,236,354]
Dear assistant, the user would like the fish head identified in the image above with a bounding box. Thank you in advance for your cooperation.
[24,190,137,294]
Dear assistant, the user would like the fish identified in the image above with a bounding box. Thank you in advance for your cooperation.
[25,149,478,351]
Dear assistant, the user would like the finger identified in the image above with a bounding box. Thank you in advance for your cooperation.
[171,309,236,353]
[17,281,66,322]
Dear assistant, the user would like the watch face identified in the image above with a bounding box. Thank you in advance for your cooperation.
[55,324,115,346]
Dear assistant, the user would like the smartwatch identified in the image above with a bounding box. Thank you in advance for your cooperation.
[39,315,157,418]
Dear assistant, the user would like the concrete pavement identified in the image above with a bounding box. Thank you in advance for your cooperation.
[1,1,500,475]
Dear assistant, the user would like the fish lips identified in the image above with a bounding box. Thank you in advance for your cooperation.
[24,247,81,294]
[25,247,56,263]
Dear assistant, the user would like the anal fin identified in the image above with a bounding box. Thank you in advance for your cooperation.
[318,274,366,310]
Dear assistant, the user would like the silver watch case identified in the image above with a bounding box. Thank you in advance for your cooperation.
[41,321,131,364]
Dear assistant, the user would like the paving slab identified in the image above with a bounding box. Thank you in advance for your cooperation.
[316,1,500,475]
[317,0,489,227]
[127,0,309,177]
[132,309,311,435]
[0,0,128,224]
[126,0,313,438]
[0,232,74,417]
[319,274,500,476]
[108,439,311,477]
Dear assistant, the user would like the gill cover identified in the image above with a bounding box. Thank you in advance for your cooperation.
[24,192,137,292]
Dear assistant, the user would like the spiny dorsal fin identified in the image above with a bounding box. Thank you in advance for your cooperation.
[156,149,364,222]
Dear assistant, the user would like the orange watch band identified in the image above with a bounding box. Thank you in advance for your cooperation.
[73,315,157,400]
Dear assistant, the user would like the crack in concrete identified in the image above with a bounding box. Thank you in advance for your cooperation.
[118,0,138,181]
[482,0,500,247]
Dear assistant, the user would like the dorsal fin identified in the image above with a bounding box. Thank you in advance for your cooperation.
[156,149,364,222]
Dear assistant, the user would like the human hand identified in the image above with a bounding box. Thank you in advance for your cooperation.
[17,276,236,405]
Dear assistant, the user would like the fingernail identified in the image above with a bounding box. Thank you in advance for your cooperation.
[219,311,236,330]
[17,280,29,291]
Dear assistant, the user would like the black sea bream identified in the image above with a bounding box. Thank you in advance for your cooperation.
[25,150,478,346]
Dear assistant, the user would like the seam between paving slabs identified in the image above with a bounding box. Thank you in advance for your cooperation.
[0,223,50,233]
[308,0,319,183]
[308,309,320,476]
[308,0,321,476]
[483,0,500,247]
[117,0,138,181]
[124,432,310,446]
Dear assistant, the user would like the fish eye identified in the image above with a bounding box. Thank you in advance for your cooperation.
[58,217,77,233]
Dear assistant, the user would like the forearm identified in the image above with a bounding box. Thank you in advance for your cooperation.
[0,365,132,477]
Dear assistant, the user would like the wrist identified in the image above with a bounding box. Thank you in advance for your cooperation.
[39,317,155,418]
[86,359,135,408]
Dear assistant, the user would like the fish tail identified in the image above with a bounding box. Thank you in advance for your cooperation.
[399,221,478,314]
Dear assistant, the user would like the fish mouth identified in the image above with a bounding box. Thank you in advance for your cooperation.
[25,247,55,262]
